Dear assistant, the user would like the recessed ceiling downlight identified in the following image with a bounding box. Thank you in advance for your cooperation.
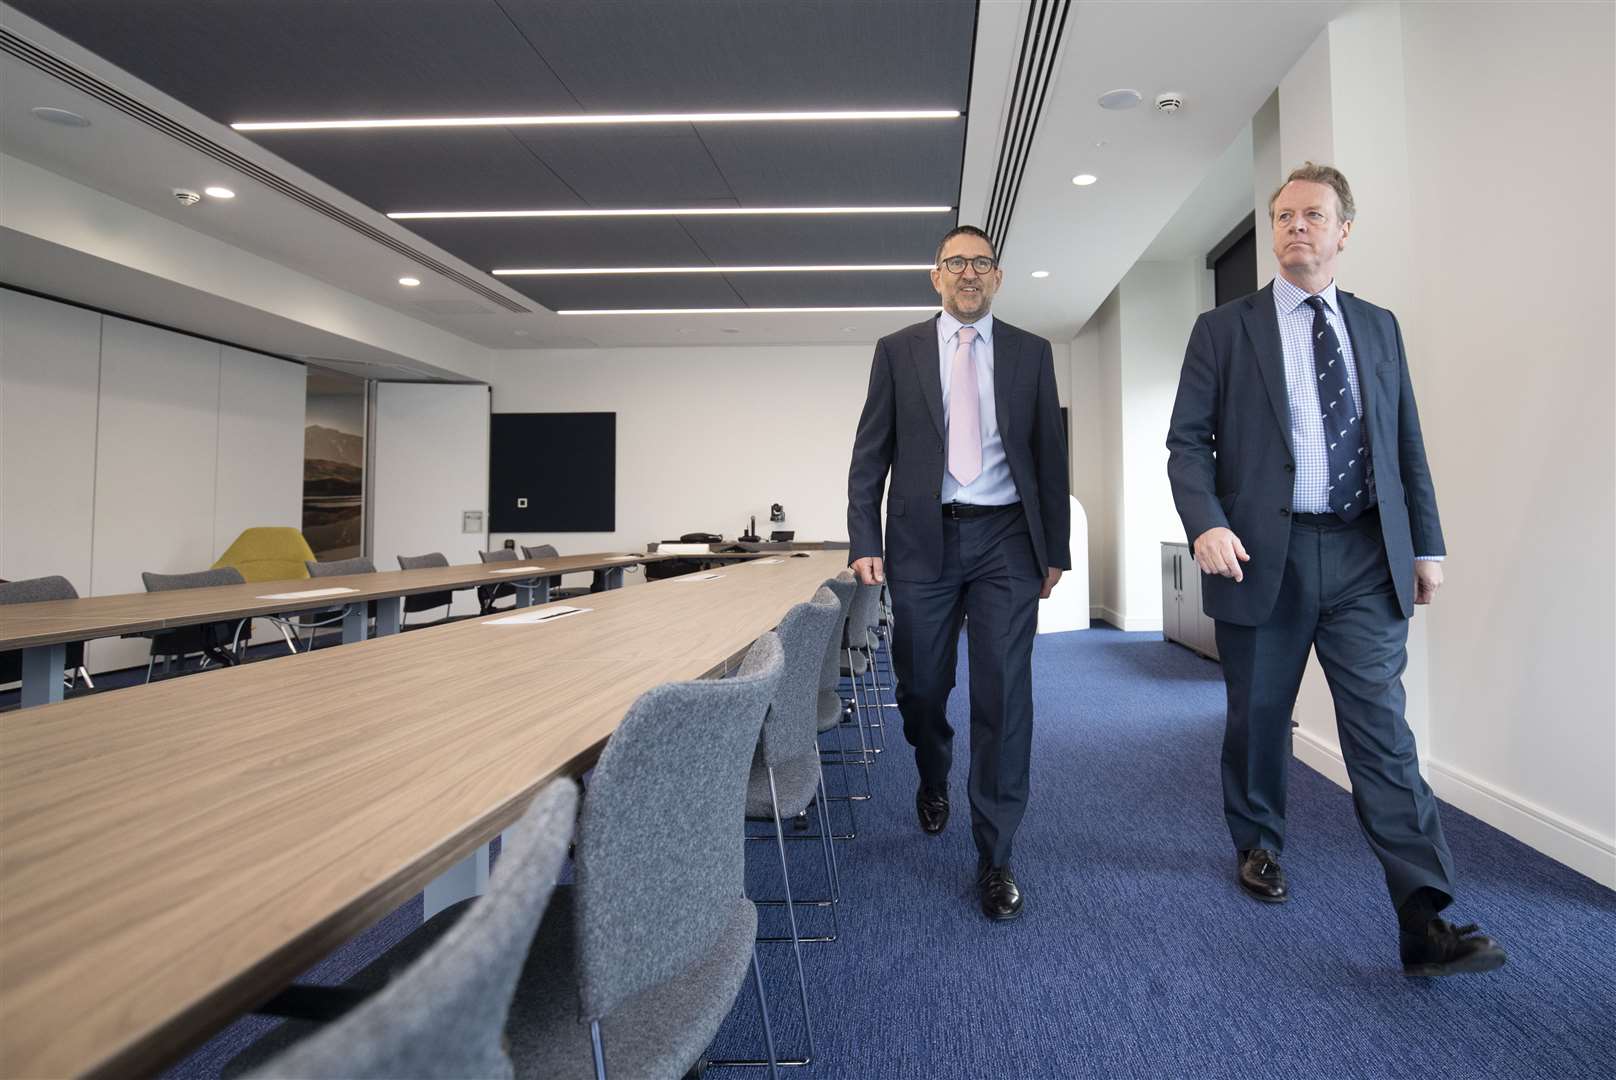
[31,106,90,127]
[204,186,236,199]
[1031,270,1051,279]
[398,277,421,287]
[1072,174,1098,187]
[1097,89,1142,110]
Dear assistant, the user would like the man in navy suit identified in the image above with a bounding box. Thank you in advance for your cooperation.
[847,225,1070,921]
[1167,164,1505,975]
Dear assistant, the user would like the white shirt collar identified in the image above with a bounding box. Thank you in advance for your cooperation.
[1273,274,1339,317]
[938,309,994,345]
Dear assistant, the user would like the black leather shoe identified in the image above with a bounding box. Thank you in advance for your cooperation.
[1401,918,1507,976]
[978,865,1023,921]
[1237,848,1289,903]
[916,786,949,834]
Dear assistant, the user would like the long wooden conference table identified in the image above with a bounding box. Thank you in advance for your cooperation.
[0,550,840,1078]
[1,552,691,708]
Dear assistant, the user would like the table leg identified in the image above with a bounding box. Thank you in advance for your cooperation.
[515,580,550,607]
[423,843,491,919]
[374,597,402,636]
[341,602,368,644]
[21,643,67,707]
[604,567,626,590]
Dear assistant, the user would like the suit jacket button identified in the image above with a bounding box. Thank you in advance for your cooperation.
[1279,508,1291,516]
[1285,463,1295,473]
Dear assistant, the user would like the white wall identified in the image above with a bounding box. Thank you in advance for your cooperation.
[1268,1,1615,886]
[0,289,305,674]
[486,337,1072,573]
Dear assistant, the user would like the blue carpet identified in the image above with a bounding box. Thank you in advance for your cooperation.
[164,624,1616,1078]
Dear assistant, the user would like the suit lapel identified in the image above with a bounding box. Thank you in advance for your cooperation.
[993,320,1017,444]
[1335,291,1381,440]
[1241,283,1295,459]
[910,318,944,439]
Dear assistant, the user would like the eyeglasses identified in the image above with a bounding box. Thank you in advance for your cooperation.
[938,255,998,274]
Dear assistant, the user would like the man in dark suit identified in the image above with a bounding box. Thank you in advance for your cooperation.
[1167,163,1505,975]
[847,225,1070,921]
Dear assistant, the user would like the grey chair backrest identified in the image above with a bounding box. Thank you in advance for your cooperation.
[478,549,518,564]
[0,574,79,604]
[520,544,559,560]
[306,556,377,578]
[846,580,880,644]
[757,586,843,767]
[246,779,579,1080]
[397,552,449,571]
[397,553,453,616]
[819,572,856,692]
[142,567,245,592]
[574,632,783,1023]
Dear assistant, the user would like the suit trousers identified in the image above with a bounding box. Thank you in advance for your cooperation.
[1214,510,1456,911]
[888,506,1044,867]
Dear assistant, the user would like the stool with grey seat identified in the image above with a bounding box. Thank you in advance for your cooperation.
[724,586,843,1071]
[137,568,251,681]
[220,778,579,1079]
[504,631,785,1078]
[395,552,462,628]
[0,576,93,697]
[301,557,390,646]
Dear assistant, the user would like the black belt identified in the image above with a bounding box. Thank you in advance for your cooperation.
[941,501,1019,520]
[1291,506,1378,529]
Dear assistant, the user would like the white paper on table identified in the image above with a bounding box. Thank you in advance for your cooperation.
[482,606,590,626]
[599,555,641,562]
[654,543,713,555]
[672,572,724,582]
[256,587,361,600]
[487,566,547,574]
[751,557,785,565]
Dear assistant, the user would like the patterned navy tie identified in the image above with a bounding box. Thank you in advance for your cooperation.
[1305,295,1368,521]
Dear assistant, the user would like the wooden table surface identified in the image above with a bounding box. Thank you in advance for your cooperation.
[0,551,843,1079]
[0,552,673,650]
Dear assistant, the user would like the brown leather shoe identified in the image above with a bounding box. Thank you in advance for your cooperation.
[916,786,949,834]
[1237,848,1289,903]
[978,864,1024,921]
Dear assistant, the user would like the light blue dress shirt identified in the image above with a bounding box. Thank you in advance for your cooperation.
[938,310,1018,506]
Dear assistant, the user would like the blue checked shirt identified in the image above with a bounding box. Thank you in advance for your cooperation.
[1273,275,1441,560]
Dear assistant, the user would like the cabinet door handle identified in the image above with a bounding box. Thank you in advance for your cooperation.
[1174,554,1181,591]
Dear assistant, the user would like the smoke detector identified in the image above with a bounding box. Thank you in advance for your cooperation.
[172,187,201,206]
[1155,92,1184,114]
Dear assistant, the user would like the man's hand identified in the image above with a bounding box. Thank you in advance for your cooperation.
[1414,560,1443,605]
[1040,567,1063,599]
[1193,527,1250,582]
[852,556,885,586]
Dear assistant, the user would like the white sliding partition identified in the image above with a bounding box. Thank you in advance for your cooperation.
[371,382,490,618]
[214,345,306,549]
[0,290,100,592]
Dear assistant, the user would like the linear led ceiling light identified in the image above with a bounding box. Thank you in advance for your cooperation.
[389,205,951,220]
[556,306,939,315]
[232,108,960,132]
[495,264,933,276]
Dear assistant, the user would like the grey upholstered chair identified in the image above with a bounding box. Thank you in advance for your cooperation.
[518,543,568,598]
[299,556,379,647]
[476,548,523,613]
[503,632,786,1079]
[395,552,457,627]
[728,587,843,1070]
[840,582,888,753]
[224,778,580,1079]
[817,571,872,826]
[0,575,92,691]
[139,567,249,680]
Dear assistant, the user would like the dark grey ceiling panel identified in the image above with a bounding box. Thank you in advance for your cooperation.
[678,215,950,264]
[9,1,582,122]
[726,272,938,309]
[497,0,977,111]
[402,218,712,270]
[694,121,965,205]
[248,129,585,213]
[509,128,735,205]
[502,275,744,311]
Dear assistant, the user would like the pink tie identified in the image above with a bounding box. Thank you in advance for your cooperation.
[948,325,981,486]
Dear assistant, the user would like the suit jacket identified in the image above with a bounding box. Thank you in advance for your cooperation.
[847,314,1072,583]
[1166,281,1444,626]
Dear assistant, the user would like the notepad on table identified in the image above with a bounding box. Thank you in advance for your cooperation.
[672,572,724,583]
[483,606,589,626]
[256,587,361,600]
[487,566,547,575]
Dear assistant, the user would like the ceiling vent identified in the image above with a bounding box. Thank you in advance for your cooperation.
[982,0,1073,255]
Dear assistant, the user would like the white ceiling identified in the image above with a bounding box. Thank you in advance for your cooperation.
[1,1,1341,365]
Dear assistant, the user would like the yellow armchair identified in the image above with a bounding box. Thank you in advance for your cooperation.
[213,527,316,583]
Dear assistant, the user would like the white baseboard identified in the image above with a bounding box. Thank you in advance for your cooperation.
[1293,727,1616,889]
